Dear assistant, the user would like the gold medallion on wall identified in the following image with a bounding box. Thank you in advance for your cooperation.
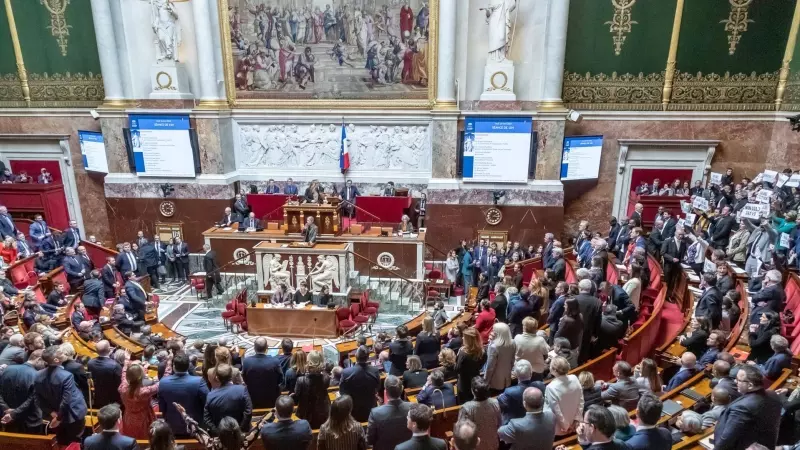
[605,0,638,56]
[720,0,754,56]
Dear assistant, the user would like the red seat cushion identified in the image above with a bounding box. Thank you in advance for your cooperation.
[221,311,237,319]
[363,307,377,316]
[230,315,246,324]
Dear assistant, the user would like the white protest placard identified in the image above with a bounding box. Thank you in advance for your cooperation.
[677,218,685,230]
[692,196,709,212]
[777,174,790,188]
[764,170,778,183]
[786,174,800,188]
[681,200,692,214]
[741,203,762,220]
[710,172,723,185]
[753,173,764,184]
[704,258,716,274]
[756,189,773,204]
[781,232,791,248]
[685,213,696,225]
[761,202,771,217]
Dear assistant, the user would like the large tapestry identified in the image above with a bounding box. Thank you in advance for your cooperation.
[221,0,435,106]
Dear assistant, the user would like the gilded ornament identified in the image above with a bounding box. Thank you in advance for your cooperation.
[605,0,637,56]
[40,0,71,57]
[669,71,778,111]
[563,71,664,110]
[720,0,754,56]
[779,70,800,110]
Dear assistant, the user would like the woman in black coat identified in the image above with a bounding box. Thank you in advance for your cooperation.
[748,311,781,364]
[555,297,583,351]
[679,317,711,358]
[413,317,441,369]
[294,351,331,429]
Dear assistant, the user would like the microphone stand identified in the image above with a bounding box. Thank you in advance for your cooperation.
[338,199,383,232]
[312,317,317,348]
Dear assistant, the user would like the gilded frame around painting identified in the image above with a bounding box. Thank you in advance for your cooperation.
[216,0,439,109]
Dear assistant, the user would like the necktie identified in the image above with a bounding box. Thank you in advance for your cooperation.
[128,252,136,271]
[72,230,79,245]
[72,257,79,269]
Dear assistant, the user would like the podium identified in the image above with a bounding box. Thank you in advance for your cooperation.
[284,202,341,236]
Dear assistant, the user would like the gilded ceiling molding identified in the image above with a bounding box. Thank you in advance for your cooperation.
[562,71,664,111]
[662,0,685,110]
[40,0,71,57]
[720,0,754,56]
[668,71,778,111]
[0,72,104,107]
[780,70,800,111]
[605,0,637,56]
[776,0,800,110]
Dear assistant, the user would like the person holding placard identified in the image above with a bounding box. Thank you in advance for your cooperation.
[742,217,774,279]
[703,206,736,249]
[769,211,797,253]
[683,229,710,279]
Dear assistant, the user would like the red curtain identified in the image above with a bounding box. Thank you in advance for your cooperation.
[8,160,62,183]
[629,168,694,193]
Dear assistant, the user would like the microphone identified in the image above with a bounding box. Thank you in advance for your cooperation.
[312,317,317,347]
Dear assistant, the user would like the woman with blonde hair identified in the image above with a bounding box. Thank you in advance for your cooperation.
[485,322,516,395]
[579,371,603,407]
[0,236,17,264]
[118,350,170,439]
[284,349,307,392]
[529,277,550,318]
[294,350,331,428]
[456,327,486,403]
[438,347,457,380]
[414,315,440,369]
[634,358,663,395]
[513,316,549,381]
[207,346,243,388]
[402,355,427,388]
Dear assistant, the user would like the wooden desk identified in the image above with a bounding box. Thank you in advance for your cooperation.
[246,305,338,338]
[284,203,340,235]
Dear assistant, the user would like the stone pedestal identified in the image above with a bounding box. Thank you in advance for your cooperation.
[149,62,193,100]
[480,61,516,101]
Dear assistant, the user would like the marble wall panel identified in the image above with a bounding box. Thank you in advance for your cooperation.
[195,118,225,175]
[104,182,235,199]
[99,117,131,174]
[431,117,458,179]
[535,120,566,180]
[427,188,563,206]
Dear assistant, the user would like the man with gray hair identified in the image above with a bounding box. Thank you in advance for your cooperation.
[0,334,25,366]
[543,233,555,269]
[758,334,792,380]
[203,243,224,298]
[750,269,785,322]
[498,359,546,424]
[551,247,565,282]
[575,279,602,363]
[498,386,556,450]
[451,420,479,450]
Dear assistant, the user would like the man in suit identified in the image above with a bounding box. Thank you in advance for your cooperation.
[631,203,643,227]
[83,403,139,450]
[690,180,705,197]
[498,386,556,450]
[542,233,555,269]
[38,168,53,184]
[340,179,360,218]
[396,403,447,450]
[647,219,665,258]
[61,220,82,249]
[62,247,86,291]
[15,231,33,259]
[87,340,123,408]
[46,281,68,309]
[172,237,189,282]
[383,181,396,196]
[600,361,641,410]
[219,207,240,227]
[451,420,479,450]
[241,212,262,232]
[124,271,148,321]
[416,370,457,410]
[158,352,208,437]
[596,304,627,353]
[750,270,785,320]
[574,405,629,450]
[695,272,723,328]
[60,343,90,407]
[0,268,18,298]
[82,270,105,317]
[116,242,139,274]
[551,248,566,282]
[472,239,489,286]
[302,216,317,244]
[626,394,672,450]
[759,335,792,380]
[714,365,782,450]
[339,345,380,422]
[0,334,25,366]
[368,375,413,450]
[152,235,166,284]
[201,244,225,298]
[242,337,283,409]
[233,193,250,217]
[102,256,120,299]
[0,349,43,434]
[666,352,698,391]
[284,178,299,195]
[575,279,602,363]
[661,210,677,239]
[635,180,651,196]
[77,245,95,273]
[260,395,312,450]
[264,178,280,194]
[710,359,740,402]
[204,363,252,434]
[34,345,87,444]
[707,206,736,249]
[661,226,687,291]
[650,178,661,195]
[613,218,631,258]
[135,230,148,248]
[0,206,17,239]
[498,360,546,424]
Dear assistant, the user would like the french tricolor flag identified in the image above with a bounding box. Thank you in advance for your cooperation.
[340,123,350,173]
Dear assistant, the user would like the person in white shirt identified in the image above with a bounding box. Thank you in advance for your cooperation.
[622,264,643,311]
[544,356,584,436]
[513,317,550,380]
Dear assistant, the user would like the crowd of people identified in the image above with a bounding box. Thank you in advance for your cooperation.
[0,162,54,185]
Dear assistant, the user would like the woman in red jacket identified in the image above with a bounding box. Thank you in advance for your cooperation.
[474,299,496,343]
[0,236,17,264]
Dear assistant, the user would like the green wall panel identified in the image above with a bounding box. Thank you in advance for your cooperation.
[12,0,100,75]
[565,0,676,75]
[676,0,793,74]
[0,2,19,76]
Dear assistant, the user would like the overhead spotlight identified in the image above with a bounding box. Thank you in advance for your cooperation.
[89,109,100,120]
[566,109,583,123]
[492,190,506,205]
[789,114,800,132]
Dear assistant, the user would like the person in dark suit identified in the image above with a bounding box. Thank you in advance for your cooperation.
[715,262,734,295]
[82,270,105,317]
[758,335,793,380]
[709,359,741,402]
[340,179,360,218]
[116,242,139,274]
[472,239,489,286]
[302,216,318,244]
[242,337,283,410]
[383,181,396,196]
[61,344,90,405]
[264,179,281,194]
[339,345,380,422]
[498,359,546,424]
[714,365,782,450]
[631,203,643,227]
[63,247,86,291]
[34,345,87,444]
[498,386,556,450]
[575,279,602,363]
[395,403,447,450]
[490,284,509,324]
[158,352,208,437]
[219,207,240,227]
[647,219,665,258]
[695,273,723,328]
[706,206,736,249]
[551,248,566,282]
[46,281,68,309]
[0,349,43,434]
[0,206,17,240]
[260,395,312,450]
[666,352,699,391]
[284,178,299,195]
[83,403,139,450]
[202,244,224,298]
[367,375,413,450]
[573,405,629,450]
[61,220,82,249]
[204,363,252,435]
[101,256,120,299]
[134,231,148,248]
[124,271,148,321]
[415,370,457,410]
[388,325,414,376]
[541,233,555,269]
[661,226,687,291]
[596,304,627,353]
[233,193,250,217]
[626,394,672,450]
[139,240,161,290]
[15,231,33,259]
[172,236,190,282]
[87,340,123,408]
[599,282,636,326]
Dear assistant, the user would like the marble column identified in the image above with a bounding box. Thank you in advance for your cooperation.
[540,0,570,110]
[192,0,223,105]
[435,0,457,108]
[89,0,124,106]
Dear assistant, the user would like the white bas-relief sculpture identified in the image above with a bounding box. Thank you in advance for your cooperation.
[480,0,518,101]
[308,255,340,293]
[266,254,292,290]
[239,123,430,171]
[148,0,193,99]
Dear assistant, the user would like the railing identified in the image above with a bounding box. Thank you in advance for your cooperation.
[205,249,259,307]
[423,242,449,276]
[345,249,425,318]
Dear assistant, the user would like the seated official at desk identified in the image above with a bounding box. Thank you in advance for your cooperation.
[271,283,293,305]
[241,212,262,232]
[383,181,396,196]
[264,179,280,194]
[318,285,333,307]
[284,177,299,195]
[302,216,318,243]
[293,282,313,305]
[219,207,241,227]
[398,215,415,234]
[304,180,325,203]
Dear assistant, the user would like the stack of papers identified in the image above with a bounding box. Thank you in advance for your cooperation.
[681,264,692,270]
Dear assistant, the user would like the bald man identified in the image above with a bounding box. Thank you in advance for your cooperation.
[87,340,122,408]
[498,387,556,450]
[243,336,283,409]
[666,352,698,391]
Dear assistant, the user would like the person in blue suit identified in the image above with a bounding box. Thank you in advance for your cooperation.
[498,360,546,424]
[83,403,139,450]
[714,365,783,450]
[260,395,312,450]
[0,349,43,434]
[61,220,82,249]
[472,239,489,286]
[204,363,252,435]
[34,345,87,444]
[87,341,123,409]
[284,178,299,195]
[415,370,457,410]
[757,335,793,380]
[116,242,139,274]
[0,206,16,239]
[124,271,148,321]
[626,394,672,450]
[28,214,51,249]
[158,352,208,437]
[242,337,284,410]
[665,352,699,392]
[63,247,87,291]
[264,179,281,194]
